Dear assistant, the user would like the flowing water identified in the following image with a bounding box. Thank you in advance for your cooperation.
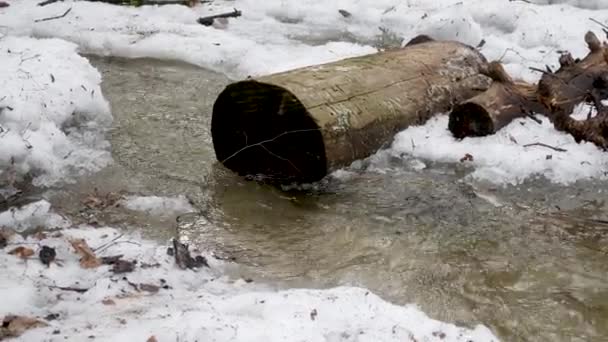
[50,56,608,342]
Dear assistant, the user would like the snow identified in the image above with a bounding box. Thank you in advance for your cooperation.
[121,195,195,216]
[0,220,497,342]
[0,199,69,232]
[0,36,112,188]
[383,105,608,185]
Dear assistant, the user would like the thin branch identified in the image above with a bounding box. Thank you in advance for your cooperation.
[197,8,241,26]
[48,285,90,293]
[523,142,568,152]
[37,0,63,6]
[34,7,72,23]
[589,18,608,30]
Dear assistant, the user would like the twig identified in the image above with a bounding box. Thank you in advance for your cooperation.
[523,142,567,152]
[34,7,72,22]
[529,66,555,76]
[48,285,90,293]
[37,0,63,6]
[197,8,241,26]
[93,234,124,252]
[524,112,543,124]
[590,18,608,30]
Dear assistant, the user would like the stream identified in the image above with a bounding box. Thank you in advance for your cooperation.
[49,56,608,342]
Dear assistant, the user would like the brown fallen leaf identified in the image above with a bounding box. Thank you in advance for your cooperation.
[8,246,35,259]
[0,315,48,339]
[459,153,474,162]
[111,259,135,274]
[147,336,158,342]
[69,239,101,268]
[101,298,116,305]
[139,283,160,294]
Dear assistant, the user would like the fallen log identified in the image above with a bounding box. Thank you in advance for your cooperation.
[211,39,492,184]
[448,62,543,138]
[448,31,608,149]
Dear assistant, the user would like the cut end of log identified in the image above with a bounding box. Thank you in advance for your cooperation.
[448,102,495,138]
[211,81,327,184]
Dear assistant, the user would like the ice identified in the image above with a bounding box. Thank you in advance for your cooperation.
[121,195,195,216]
[0,36,112,188]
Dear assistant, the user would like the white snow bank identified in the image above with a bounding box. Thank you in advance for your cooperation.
[0,36,112,188]
[121,195,195,216]
[2,0,607,80]
[0,224,498,342]
[380,105,608,185]
[0,199,69,232]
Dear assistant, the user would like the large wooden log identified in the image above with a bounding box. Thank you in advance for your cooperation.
[211,39,492,184]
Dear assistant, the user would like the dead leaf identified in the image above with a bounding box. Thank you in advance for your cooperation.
[82,189,124,210]
[69,239,101,268]
[32,231,48,240]
[101,298,116,305]
[39,246,56,266]
[459,153,474,162]
[0,233,7,249]
[147,336,158,342]
[139,283,160,294]
[0,315,48,338]
[0,2,9,8]
[8,246,35,259]
[100,255,123,265]
[111,259,135,274]
[310,308,318,321]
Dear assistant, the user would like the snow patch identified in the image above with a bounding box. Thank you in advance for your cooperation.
[0,221,498,342]
[385,109,608,185]
[0,36,112,188]
[121,195,195,216]
[0,200,69,232]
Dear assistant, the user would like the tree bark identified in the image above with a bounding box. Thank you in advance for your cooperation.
[538,32,608,149]
[211,40,492,184]
[449,62,543,138]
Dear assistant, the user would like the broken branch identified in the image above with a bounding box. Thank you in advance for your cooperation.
[197,8,241,26]
[34,7,72,22]
[523,142,567,152]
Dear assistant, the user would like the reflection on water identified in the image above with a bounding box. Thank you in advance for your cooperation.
[76,56,608,342]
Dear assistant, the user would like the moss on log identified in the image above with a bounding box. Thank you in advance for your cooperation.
[211,40,491,184]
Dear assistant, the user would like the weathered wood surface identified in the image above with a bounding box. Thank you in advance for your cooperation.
[449,62,543,137]
[211,39,492,184]
[449,31,608,150]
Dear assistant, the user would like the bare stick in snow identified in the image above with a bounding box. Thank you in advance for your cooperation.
[34,7,72,22]
[197,9,241,26]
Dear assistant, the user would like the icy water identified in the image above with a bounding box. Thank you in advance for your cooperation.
[54,56,608,342]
